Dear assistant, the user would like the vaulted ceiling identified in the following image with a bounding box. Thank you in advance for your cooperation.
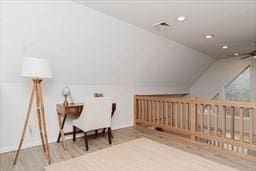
[1,1,214,87]
[80,0,256,59]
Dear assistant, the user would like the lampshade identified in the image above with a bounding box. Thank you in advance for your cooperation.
[21,57,53,79]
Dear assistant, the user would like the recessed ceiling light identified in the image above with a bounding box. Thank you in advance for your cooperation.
[177,16,187,21]
[205,35,214,39]
[221,45,228,49]
[234,52,240,56]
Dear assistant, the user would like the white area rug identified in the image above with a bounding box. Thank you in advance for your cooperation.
[45,138,238,171]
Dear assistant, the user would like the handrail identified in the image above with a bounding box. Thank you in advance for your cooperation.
[134,95,256,152]
[135,95,256,108]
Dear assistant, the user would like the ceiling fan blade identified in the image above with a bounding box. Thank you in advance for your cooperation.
[228,53,252,58]
[241,55,252,60]
[237,53,252,56]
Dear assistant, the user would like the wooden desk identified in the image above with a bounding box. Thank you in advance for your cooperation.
[56,103,116,149]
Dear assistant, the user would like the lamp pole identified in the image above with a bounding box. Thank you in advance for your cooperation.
[13,79,51,165]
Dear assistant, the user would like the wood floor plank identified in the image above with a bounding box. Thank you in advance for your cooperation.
[0,127,255,171]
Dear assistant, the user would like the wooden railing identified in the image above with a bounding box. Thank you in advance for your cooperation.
[134,95,256,152]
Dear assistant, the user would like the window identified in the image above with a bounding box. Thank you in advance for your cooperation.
[225,67,251,102]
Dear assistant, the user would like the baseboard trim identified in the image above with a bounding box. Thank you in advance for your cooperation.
[0,124,132,154]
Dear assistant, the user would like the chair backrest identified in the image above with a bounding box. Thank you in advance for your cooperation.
[74,97,113,132]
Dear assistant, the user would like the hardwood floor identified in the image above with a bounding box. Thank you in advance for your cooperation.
[0,127,255,171]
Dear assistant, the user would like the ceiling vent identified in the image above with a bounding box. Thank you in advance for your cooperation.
[152,21,170,29]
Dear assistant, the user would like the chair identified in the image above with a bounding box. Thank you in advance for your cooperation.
[73,97,113,151]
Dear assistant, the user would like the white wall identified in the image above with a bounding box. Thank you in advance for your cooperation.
[190,57,254,99]
[0,1,214,153]
[0,82,187,153]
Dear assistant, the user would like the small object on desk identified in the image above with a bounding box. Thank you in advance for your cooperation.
[94,92,104,97]
[61,86,71,105]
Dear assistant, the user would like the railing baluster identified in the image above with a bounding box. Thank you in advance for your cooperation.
[145,100,147,122]
[240,107,243,143]
[249,109,254,144]
[175,102,178,128]
[159,101,161,124]
[187,103,190,130]
[180,102,183,129]
[163,101,165,125]
[158,101,161,124]
[144,100,147,122]
[185,103,188,130]
[142,100,145,122]
[218,105,222,136]
[162,101,164,124]
[134,97,138,123]
[155,100,158,124]
[156,101,160,124]
[153,101,156,124]
[157,101,161,124]
[161,101,164,125]
[148,100,152,123]
[222,106,226,138]
[170,102,173,128]
[208,105,211,135]
[190,98,196,141]
[215,105,218,136]
[165,102,168,126]
[151,100,154,123]
[201,104,204,133]
[147,100,149,122]
[146,100,149,122]
[138,100,141,121]
[141,100,143,122]
[231,107,235,140]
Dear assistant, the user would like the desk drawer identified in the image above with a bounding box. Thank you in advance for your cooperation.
[65,107,81,114]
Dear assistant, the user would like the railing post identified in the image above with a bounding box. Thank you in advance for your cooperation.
[190,97,197,142]
[134,95,138,126]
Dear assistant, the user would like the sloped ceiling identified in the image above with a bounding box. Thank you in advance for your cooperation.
[80,0,256,59]
[0,1,214,87]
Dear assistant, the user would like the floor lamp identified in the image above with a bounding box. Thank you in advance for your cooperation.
[13,57,53,165]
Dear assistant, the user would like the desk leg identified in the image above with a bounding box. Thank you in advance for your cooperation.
[57,114,67,149]
[57,115,67,142]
